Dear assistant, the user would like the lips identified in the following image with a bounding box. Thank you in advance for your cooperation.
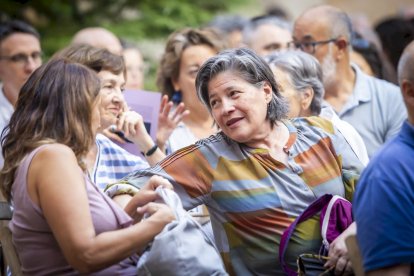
[226,117,243,127]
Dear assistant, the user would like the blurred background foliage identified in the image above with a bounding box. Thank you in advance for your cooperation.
[0,0,249,90]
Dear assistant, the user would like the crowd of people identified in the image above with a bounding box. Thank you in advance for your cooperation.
[0,3,413,275]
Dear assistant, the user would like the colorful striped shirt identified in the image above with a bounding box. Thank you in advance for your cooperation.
[120,117,363,275]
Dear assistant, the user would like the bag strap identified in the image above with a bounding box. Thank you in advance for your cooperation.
[279,194,333,276]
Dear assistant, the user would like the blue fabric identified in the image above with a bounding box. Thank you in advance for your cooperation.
[354,121,414,272]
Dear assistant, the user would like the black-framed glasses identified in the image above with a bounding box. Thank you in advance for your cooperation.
[288,38,338,54]
[0,51,42,64]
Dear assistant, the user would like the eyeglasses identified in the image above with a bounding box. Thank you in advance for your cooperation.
[0,51,42,64]
[288,38,338,54]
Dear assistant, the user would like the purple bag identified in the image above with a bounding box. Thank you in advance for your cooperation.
[279,194,353,276]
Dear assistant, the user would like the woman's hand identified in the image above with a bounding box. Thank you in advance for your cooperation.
[324,222,356,275]
[156,95,190,152]
[124,176,173,222]
[137,202,175,226]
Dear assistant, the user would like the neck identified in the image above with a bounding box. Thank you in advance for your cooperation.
[245,121,288,150]
[323,64,356,112]
[2,84,19,107]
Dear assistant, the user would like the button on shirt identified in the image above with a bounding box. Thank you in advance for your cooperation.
[337,64,406,158]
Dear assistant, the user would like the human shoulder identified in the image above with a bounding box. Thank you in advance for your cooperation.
[292,116,335,135]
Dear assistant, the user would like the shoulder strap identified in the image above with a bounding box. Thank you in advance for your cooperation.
[279,194,333,276]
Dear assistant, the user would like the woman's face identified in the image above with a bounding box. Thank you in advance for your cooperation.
[207,71,273,144]
[123,48,145,90]
[272,67,303,118]
[172,44,216,109]
[91,95,102,134]
[97,70,126,128]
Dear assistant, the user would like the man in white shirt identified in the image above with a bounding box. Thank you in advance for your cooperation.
[0,20,42,168]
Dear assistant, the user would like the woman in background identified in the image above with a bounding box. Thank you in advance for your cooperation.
[156,27,225,154]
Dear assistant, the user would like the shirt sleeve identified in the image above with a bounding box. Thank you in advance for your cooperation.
[354,168,414,271]
[113,145,213,211]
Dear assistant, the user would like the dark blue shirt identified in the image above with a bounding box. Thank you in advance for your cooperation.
[354,120,414,272]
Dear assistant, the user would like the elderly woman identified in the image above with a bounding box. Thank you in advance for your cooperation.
[265,50,369,165]
[0,59,174,274]
[117,48,364,274]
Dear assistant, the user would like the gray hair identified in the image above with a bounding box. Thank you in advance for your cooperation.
[265,50,324,115]
[321,6,354,48]
[242,16,292,47]
[196,48,289,126]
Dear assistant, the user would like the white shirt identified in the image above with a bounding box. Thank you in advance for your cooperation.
[320,102,369,166]
[0,84,15,169]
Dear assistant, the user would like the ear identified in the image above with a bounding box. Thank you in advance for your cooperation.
[263,81,273,103]
[172,78,180,92]
[401,79,414,105]
[334,36,348,60]
[300,87,314,111]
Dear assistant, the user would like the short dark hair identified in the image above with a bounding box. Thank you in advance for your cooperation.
[0,20,40,44]
[196,48,289,126]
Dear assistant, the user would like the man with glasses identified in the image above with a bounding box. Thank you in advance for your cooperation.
[0,20,42,168]
[292,5,406,158]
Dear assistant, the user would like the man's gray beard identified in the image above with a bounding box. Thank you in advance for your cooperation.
[321,45,337,88]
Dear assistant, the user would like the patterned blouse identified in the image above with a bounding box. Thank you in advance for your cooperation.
[116,117,364,275]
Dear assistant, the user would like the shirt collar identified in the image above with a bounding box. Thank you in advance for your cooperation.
[338,64,372,116]
[351,63,372,102]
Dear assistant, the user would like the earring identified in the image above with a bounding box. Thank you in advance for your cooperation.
[172,90,182,104]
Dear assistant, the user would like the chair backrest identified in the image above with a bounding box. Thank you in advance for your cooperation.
[0,226,22,276]
[345,234,365,276]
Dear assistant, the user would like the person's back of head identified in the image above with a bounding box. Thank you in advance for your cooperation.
[375,17,414,71]
[265,50,324,116]
[0,58,100,201]
[54,44,125,75]
[242,15,292,55]
[71,27,122,55]
[351,32,385,79]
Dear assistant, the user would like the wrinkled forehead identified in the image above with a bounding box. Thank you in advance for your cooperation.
[293,17,331,41]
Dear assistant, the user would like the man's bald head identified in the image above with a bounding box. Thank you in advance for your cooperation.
[296,5,353,42]
[72,27,122,55]
[398,41,414,84]
[398,41,414,124]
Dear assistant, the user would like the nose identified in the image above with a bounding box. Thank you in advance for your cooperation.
[24,57,40,74]
[221,98,235,115]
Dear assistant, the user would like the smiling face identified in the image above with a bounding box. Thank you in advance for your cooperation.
[207,71,273,145]
[97,70,126,128]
